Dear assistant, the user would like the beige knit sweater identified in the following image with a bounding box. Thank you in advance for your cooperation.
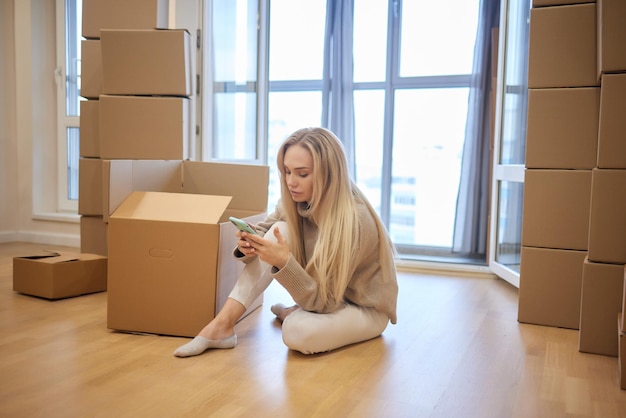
[249,201,398,324]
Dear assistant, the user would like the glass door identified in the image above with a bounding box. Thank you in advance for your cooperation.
[489,0,531,287]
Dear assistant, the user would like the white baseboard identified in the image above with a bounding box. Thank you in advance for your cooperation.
[0,231,19,243]
[0,230,80,248]
[395,258,495,279]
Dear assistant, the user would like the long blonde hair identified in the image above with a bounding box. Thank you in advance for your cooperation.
[276,127,395,308]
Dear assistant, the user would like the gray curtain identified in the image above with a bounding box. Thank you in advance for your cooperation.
[452,0,501,255]
[322,0,356,177]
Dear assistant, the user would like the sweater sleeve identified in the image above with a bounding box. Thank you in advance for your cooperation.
[271,255,341,313]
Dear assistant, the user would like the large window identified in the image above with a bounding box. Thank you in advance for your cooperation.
[262,0,482,260]
[56,0,81,213]
[58,0,487,262]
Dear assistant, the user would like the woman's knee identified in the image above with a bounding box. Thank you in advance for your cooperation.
[280,307,389,355]
[281,316,321,354]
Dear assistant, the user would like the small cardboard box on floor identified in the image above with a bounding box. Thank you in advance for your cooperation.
[107,162,269,338]
[13,252,107,300]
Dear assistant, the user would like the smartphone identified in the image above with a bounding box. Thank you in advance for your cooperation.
[229,216,258,235]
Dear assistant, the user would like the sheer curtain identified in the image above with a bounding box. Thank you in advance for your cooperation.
[321,0,356,176]
[452,0,501,255]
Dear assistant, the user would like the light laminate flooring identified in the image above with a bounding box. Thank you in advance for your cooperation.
[1,242,626,418]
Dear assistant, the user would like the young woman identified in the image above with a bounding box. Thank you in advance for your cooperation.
[174,127,398,356]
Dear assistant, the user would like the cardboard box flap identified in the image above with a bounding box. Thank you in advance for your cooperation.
[103,160,183,222]
[16,252,83,264]
[111,191,232,224]
[132,160,182,192]
[17,251,61,260]
[182,161,269,212]
[16,252,105,264]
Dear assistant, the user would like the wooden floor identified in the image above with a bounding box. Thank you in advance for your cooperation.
[1,242,626,418]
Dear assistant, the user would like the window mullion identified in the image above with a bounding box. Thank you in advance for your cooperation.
[379,0,399,228]
[393,74,472,89]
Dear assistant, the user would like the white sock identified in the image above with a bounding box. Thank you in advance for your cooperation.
[173,334,237,357]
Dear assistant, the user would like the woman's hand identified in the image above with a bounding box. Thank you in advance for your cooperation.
[239,228,290,269]
[236,230,257,257]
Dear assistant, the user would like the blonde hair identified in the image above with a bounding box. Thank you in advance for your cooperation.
[276,127,395,308]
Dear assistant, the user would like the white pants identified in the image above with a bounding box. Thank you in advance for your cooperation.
[228,222,390,354]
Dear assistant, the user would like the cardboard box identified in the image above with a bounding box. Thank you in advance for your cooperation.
[525,87,599,169]
[597,74,626,168]
[99,95,190,160]
[100,29,192,96]
[588,169,626,264]
[80,100,100,158]
[597,0,626,77]
[579,258,624,356]
[13,252,107,300]
[78,158,104,216]
[80,215,108,256]
[619,314,626,389]
[101,160,270,223]
[528,4,598,88]
[522,169,592,250]
[533,0,593,7]
[623,266,626,332]
[80,40,102,99]
[82,0,169,39]
[107,191,266,337]
[518,246,586,329]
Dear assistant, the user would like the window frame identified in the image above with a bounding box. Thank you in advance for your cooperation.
[354,0,477,258]
[202,0,487,262]
[54,0,80,214]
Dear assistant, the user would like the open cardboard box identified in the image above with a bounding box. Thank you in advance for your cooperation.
[101,160,269,222]
[13,252,108,300]
[106,161,269,338]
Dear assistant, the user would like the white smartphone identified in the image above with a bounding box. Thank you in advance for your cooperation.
[229,216,258,235]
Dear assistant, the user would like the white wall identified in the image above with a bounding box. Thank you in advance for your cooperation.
[0,0,201,248]
[0,0,18,240]
[0,0,80,247]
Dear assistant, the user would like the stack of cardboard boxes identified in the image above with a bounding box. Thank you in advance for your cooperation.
[79,0,172,256]
[78,0,269,337]
[595,0,626,390]
[518,0,626,389]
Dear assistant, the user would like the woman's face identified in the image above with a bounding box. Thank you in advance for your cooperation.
[283,144,314,204]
